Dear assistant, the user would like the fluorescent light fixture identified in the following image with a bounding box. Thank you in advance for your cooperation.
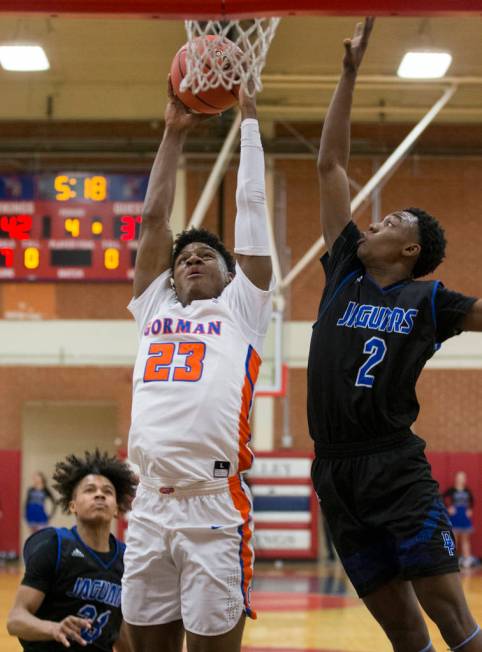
[397,51,452,79]
[0,45,49,71]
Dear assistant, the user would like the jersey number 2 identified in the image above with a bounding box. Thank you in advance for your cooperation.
[355,336,387,388]
[143,342,206,382]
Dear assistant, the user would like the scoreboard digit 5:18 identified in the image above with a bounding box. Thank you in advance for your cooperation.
[0,173,148,281]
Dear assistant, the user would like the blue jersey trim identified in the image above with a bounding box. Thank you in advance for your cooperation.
[72,526,120,570]
[244,346,255,413]
[431,280,441,330]
[54,528,74,574]
[318,269,361,320]
[431,280,442,350]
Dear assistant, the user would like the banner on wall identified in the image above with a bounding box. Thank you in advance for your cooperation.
[248,452,319,560]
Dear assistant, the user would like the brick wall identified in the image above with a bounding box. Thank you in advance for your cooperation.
[1,366,480,454]
[0,147,481,455]
[273,368,482,452]
[0,367,132,450]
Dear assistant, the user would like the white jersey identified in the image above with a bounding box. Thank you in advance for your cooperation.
[128,263,273,485]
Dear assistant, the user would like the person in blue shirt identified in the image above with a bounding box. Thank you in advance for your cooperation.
[25,472,57,534]
[444,472,477,569]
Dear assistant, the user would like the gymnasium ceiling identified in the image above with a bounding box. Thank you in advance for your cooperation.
[0,14,482,125]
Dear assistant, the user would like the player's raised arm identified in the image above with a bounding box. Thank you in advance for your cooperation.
[317,17,374,253]
[133,80,209,298]
[462,299,482,331]
[234,87,272,290]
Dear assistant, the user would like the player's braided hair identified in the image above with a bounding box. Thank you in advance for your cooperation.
[406,207,447,279]
[52,449,137,514]
[172,227,236,274]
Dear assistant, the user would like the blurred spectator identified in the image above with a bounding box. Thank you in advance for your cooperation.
[443,471,477,569]
[25,471,57,534]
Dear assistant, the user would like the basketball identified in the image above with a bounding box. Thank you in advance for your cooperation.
[170,35,241,115]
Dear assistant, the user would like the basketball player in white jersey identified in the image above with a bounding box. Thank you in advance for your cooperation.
[121,80,274,652]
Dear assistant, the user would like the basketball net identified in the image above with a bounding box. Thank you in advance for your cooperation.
[183,18,280,95]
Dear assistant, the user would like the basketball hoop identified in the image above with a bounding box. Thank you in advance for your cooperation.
[182,18,280,96]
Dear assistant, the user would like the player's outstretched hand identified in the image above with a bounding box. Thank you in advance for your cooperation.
[343,17,374,75]
[51,615,92,647]
[165,76,218,132]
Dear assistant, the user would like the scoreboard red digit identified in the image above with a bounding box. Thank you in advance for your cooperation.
[0,173,148,281]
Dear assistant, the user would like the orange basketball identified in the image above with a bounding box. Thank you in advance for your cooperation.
[170,35,241,115]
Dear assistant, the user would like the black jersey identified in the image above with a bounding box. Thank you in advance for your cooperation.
[20,526,125,652]
[308,221,476,455]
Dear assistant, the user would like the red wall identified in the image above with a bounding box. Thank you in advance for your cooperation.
[428,452,482,557]
[0,450,21,556]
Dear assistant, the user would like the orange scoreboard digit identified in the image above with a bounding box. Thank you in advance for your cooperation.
[0,173,147,281]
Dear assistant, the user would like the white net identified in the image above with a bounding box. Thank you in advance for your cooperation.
[183,18,280,95]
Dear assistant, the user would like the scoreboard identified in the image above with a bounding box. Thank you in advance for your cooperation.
[0,173,149,281]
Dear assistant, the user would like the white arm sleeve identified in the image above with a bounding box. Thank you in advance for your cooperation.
[234,118,271,256]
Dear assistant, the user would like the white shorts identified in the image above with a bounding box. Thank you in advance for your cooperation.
[121,474,256,636]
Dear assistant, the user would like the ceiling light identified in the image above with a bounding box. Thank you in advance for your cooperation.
[0,45,49,71]
[397,51,452,79]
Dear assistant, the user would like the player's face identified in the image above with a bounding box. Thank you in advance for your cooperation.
[173,242,233,306]
[357,211,421,270]
[69,474,118,525]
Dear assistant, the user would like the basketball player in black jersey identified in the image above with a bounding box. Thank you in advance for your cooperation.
[309,18,482,652]
[7,450,136,652]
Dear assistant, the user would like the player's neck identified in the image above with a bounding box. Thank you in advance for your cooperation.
[365,263,411,289]
[75,521,112,553]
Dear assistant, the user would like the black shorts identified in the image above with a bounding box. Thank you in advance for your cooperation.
[312,435,459,597]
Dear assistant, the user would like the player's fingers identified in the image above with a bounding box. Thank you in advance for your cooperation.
[362,17,375,42]
[245,74,256,96]
[189,111,216,125]
[57,632,71,648]
[71,632,88,646]
[167,75,175,99]
[67,633,87,646]
[365,16,375,33]
[62,625,88,646]
[60,621,90,642]
[64,616,91,632]
[200,112,219,122]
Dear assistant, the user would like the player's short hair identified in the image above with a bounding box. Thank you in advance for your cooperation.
[52,449,137,514]
[405,207,447,279]
[172,227,236,274]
